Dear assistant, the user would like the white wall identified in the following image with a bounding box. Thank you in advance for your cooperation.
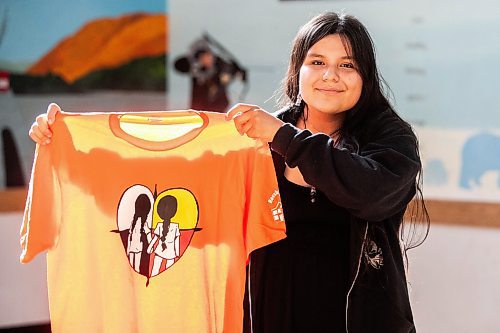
[0,212,49,328]
[408,224,500,333]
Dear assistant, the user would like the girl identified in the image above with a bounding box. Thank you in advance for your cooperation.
[227,12,429,333]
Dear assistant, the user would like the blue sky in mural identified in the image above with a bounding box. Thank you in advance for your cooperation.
[0,0,167,66]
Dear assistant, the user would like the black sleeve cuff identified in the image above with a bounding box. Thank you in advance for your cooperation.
[270,123,298,157]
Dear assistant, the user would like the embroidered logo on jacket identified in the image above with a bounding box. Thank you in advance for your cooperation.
[364,240,384,269]
[115,185,200,282]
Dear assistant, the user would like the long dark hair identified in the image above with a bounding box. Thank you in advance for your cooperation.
[157,195,178,246]
[278,12,429,254]
[130,194,152,243]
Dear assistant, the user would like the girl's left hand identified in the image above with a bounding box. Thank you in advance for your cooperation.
[226,103,284,143]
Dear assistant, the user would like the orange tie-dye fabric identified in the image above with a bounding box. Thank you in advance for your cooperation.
[20,110,285,333]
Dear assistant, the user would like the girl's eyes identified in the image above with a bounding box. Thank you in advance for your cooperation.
[309,60,356,69]
[340,62,355,69]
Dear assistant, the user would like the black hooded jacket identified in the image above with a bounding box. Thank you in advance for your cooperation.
[263,106,420,333]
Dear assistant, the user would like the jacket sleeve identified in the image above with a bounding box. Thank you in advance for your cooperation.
[270,116,420,222]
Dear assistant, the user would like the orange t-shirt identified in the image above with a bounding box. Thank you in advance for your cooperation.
[20,110,285,333]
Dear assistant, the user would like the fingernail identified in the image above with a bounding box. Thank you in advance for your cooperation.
[45,139,50,144]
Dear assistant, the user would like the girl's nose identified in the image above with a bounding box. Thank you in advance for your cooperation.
[322,66,340,82]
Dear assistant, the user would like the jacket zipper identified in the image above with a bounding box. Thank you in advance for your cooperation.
[248,257,254,333]
[345,223,368,333]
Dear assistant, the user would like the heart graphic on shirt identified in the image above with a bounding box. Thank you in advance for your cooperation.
[116,185,199,279]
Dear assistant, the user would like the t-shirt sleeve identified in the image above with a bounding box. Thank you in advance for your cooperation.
[20,143,62,263]
[243,145,286,259]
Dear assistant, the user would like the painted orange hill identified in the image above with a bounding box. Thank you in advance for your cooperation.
[27,13,168,83]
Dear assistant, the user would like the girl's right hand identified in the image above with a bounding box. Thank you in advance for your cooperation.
[28,103,61,145]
